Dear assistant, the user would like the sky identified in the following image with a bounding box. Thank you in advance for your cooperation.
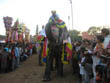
[0,0,110,35]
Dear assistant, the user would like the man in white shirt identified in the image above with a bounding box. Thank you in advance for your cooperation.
[101,28,110,48]
[39,25,46,37]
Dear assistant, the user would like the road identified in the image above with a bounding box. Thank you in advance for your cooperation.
[0,55,79,83]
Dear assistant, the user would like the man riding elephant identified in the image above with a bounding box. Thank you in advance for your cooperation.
[42,10,69,82]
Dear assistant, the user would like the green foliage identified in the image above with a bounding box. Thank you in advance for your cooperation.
[88,26,101,35]
[102,26,110,30]
[68,30,82,42]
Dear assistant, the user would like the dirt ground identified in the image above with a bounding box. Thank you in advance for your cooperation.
[0,55,80,83]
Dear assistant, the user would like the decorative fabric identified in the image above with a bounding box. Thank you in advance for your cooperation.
[66,43,72,60]
[61,43,72,64]
[42,38,48,63]
[37,35,45,42]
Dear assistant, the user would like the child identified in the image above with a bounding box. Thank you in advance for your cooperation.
[79,46,93,83]
[93,35,104,80]
[94,35,104,53]
[79,54,86,83]
[82,51,93,83]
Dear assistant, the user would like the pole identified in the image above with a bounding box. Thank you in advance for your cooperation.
[36,25,39,35]
[69,0,73,30]
[68,16,70,30]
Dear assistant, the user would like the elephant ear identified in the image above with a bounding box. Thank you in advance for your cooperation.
[45,22,56,42]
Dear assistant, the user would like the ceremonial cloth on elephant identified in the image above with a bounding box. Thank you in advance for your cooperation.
[61,43,72,64]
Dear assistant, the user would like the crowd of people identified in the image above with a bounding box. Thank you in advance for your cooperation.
[71,28,110,83]
[0,42,34,73]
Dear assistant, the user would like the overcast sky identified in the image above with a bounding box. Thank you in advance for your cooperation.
[0,0,110,35]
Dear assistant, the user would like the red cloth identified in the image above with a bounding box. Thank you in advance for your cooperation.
[96,75,101,81]
[66,46,72,60]
[5,39,8,43]
[43,38,47,57]
[57,19,62,23]
[29,45,32,49]
[11,50,15,58]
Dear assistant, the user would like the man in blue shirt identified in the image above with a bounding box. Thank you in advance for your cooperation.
[15,44,20,68]
[48,10,59,23]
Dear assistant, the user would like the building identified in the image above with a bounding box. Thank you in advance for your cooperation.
[0,35,6,40]
[82,32,94,40]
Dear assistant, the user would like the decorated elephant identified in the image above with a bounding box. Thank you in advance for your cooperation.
[42,12,70,82]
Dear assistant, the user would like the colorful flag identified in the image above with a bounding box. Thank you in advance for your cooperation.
[61,43,72,64]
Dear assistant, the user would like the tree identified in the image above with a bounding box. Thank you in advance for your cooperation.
[68,30,82,42]
[88,26,101,35]
[102,26,110,30]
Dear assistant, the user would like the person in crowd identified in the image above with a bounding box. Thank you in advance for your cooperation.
[0,46,3,72]
[92,35,104,81]
[19,45,23,57]
[4,45,9,52]
[48,10,59,23]
[14,44,20,68]
[82,51,93,83]
[29,43,33,56]
[38,41,43,66]
[106,47,110,83]
[94,35,104,53]
[11,46,16,70]
[38,25,46,66]
[72,42,81,77]
[79,47,86,83]
[7,45,12,72]
[101,28,110,48]
[1,48,9,73]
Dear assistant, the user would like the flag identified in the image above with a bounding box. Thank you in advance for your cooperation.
[42,38,48,63]
[66,43,72,60]
[61,43,72,64]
